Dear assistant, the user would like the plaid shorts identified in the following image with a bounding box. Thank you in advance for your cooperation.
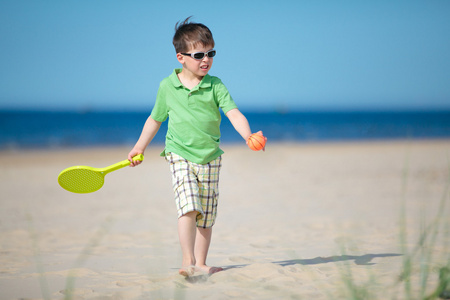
[165,152,222,228]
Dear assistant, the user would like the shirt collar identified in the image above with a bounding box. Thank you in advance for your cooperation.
[170,68,212,90]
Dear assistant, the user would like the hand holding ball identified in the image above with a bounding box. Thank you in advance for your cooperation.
[247,132,267,151]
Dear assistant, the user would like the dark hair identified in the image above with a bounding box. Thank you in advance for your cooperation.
[173,16,215,53]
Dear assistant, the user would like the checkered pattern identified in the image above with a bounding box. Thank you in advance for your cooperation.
[166,152,222,228]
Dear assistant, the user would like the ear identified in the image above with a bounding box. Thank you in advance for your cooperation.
[176,53,185,64]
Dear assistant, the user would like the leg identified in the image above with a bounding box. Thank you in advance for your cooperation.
[195,226,223,274]
[194,227,212,271]
[177,211,198,276]
[166,153,202,276]
[193,156,223,274]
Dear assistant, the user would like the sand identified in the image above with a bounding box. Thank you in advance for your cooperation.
[0,140,449,299]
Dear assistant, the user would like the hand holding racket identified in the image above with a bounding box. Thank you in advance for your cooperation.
[128,149,144,167]
[58,154,144,194]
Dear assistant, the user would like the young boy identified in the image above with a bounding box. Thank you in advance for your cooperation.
[127,17,266,277]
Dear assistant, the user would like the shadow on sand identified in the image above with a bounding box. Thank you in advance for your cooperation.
[223,253,402,271]
[183,253,402,283]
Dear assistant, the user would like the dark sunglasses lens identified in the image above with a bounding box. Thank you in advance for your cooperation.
[208,50,216,58]
[193,52,205,59]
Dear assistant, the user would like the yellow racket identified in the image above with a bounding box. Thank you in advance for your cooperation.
[58,154,144,193]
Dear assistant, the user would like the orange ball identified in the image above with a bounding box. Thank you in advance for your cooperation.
[247,133,266,151]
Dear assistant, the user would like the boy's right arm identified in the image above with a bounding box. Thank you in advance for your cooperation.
[128,116,162,166]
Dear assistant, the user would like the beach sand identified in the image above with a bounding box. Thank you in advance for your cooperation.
[0,140,449,299]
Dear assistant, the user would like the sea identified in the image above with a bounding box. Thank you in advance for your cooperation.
[1,110,450,150]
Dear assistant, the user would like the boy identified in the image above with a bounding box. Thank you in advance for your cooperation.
[127,17,266,277]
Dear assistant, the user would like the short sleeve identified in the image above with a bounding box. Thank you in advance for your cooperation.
[212,77,238,114]
[150,80,169,122]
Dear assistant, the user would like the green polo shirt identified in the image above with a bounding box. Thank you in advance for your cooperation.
[151,69,238,164]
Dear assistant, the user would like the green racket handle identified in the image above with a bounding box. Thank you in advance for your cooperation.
[102,154,144,174]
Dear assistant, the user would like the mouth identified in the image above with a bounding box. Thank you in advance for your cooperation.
[200,65,209,70]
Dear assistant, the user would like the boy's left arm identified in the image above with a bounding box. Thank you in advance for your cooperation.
[225,108,252,141]
[226,108,266,150]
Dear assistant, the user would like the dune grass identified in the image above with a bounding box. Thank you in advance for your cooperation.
[27,215,114,300]
[336,154,450,300]
[397,155,450,300]
[27,213,51,300]
[62,216,114,300]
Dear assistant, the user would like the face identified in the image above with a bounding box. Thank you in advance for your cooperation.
[177,45,214,79]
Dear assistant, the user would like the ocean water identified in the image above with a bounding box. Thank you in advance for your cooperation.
[1,110,450,150]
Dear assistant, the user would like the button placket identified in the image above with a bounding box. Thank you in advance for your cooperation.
[187,90,195,107]
[187,85,201,107]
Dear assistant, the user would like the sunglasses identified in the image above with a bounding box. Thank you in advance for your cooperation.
[181,49,216,60]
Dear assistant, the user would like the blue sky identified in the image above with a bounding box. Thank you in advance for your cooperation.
[1,1,449,111]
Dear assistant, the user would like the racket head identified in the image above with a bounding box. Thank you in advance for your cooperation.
[58,166,105,193]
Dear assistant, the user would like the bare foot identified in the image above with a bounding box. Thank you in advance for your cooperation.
[178,265,195,277]
[196,265,223,275]
[208,266,223,275]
